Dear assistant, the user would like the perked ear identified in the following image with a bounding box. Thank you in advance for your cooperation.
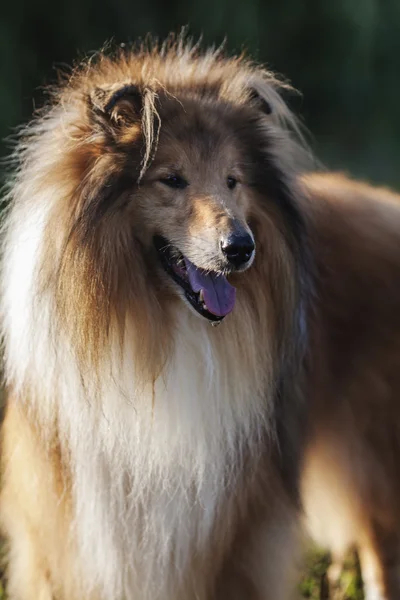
[90,83,144,125]
[248,88,272,116]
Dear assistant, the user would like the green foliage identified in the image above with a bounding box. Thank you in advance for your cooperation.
[337,552,364,600]
[1,0,400,187]
[299,548,365,600]
[300,547,331,599]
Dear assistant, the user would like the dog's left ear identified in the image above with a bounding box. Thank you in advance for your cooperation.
[90,83,144,125]
[248,88,272,115]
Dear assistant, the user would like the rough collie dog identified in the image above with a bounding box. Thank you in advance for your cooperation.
[2,38,400,600]
[0,40,311,600]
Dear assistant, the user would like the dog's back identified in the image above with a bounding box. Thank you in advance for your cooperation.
[301,172,400,600]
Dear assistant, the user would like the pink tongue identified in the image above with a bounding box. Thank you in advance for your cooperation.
[184,258,236,317]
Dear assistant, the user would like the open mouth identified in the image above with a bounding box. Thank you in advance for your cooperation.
[153,235,236,323]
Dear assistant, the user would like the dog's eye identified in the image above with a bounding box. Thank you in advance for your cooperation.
[160,175,188,189]
[227,176,237,190]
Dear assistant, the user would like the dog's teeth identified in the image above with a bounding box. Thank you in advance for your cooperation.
[199,290,204,302]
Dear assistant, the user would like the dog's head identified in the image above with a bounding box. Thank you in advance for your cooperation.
[17,45,309,381]
[92,85,261,322]
[81,69,303,325]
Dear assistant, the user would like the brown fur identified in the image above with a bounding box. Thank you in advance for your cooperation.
[300,173,400,599]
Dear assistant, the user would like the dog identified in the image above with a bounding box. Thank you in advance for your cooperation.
[0,38,312,600]
[1,36,400,600]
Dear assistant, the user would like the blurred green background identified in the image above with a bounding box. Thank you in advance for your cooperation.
[1,0,400,188]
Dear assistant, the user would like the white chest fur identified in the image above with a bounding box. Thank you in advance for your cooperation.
[61,314,270,599]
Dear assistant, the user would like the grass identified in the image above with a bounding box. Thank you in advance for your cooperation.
[299,547,331,599]
[299,547,364,600]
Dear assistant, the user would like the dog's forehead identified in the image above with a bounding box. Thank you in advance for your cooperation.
[161,91,246,132]
[156,96,247,168]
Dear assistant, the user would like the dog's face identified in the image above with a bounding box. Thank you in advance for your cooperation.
[90,87,269,323]
[136,100,258,322]
[23,54,306,382]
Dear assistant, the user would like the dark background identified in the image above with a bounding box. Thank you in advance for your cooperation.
[1,0,400,187]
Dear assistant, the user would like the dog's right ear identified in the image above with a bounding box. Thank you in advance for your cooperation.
[89,83,144,126]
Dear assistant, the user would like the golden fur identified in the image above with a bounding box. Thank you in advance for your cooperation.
[2,36,400,600]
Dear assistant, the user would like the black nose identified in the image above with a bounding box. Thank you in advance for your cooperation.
[221,232,255,268]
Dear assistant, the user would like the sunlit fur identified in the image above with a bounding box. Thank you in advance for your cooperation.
[0,38,311,600]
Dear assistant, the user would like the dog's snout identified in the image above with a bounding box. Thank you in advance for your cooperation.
[221,232,255,268]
